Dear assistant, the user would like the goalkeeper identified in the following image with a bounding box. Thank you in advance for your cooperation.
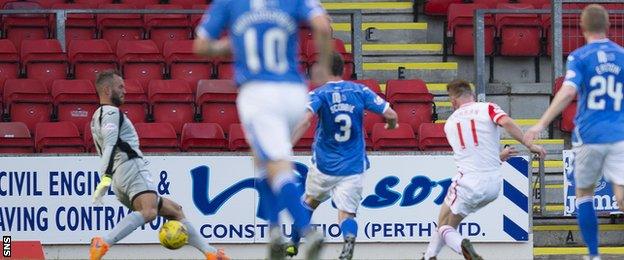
[88,71,228,260]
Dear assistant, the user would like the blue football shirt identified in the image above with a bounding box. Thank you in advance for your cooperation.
[196,0,325,86]
[308,81,389,176]
[564,39,624,144]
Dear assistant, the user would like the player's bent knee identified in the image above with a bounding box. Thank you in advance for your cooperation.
[141,208,158,222]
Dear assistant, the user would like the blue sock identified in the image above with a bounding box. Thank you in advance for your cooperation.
[272,173,311,236]
[340,217,358,239]
[257,178,279,226]
[576,196,599,256]
[291,201,314,245]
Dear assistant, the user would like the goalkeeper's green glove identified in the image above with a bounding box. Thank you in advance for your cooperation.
[92,174,112,205]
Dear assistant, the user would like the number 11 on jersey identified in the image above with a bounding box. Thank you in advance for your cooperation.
[456,119,478,149]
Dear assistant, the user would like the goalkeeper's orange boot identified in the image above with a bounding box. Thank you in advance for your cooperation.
[89,237,109,260]
[206,248,230,260]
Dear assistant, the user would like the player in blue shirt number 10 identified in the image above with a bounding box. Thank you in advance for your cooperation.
[289,52,398,260]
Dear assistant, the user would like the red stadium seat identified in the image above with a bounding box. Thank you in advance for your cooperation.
[131,0,161,8]
[148,79,195,134]
[180,122,227,152]
[0,40,20,81]
[196,79,239,135]
[216,55,234,79]
[31,0,65,8]
[51,3,97,43]
[228,123,250,151]
[303,38,354,79]
[353,79,384,98]
[3,1,49,52]
[163,40,214,91]
[543,4,584,55]
[0,122,34,153]
[119,79,148,123]
[83,122,95,153]
[97,4,144,48]
[418,123,452,151]
[68,39,118,82]
[447,3,495,56]
[35,121,85,153]
[472,0,501,8]
[386,79,434,134]
[134,122,180,152]
[560,100,577,133]
[170,0,208,9]
[145,4,192,51]
[371,123,417,151]
[519,0,549,8]
[424,0,462,16]
[191,4,210,28]
[353,79,386,134]
[496,3,542,56]
[3,79,52,132]
[51,79,99,135]
[553,77,577,132]
[117,40,165,89]
[21,39,69,88]
[72,0,115,8]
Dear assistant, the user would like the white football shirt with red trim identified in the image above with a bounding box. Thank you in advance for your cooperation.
[443,102,507,174]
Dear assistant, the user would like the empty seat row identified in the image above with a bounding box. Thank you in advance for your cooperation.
[0,1,211,51]
[2,78,438,139]
[0,38,354,90]
[8,1,210,9]
[425,0,624,16]
[0,120,452,154]
[446,3,624,56]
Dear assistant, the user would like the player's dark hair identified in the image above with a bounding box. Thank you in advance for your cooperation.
[95,70,121,91]
[330,52,344,77]
[446,79,473,98]
[582,4,609,34]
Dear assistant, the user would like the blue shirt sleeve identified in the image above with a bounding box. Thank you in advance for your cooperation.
[308,90,322,113]
[295,0,326,23]
[563,53,583,89]
[195,0,229,40]
[362,86,389,114]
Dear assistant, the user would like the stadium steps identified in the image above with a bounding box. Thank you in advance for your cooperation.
[322,1,413,13]
[363,61,457,83]
[534,223,624,247]
[534,247,624,259]
[333,22,429,44]
[345,43,443,55]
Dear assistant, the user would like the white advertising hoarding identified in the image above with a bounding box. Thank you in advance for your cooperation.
[0,155,530,244]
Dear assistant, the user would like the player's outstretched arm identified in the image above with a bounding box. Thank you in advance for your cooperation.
[310,14,333,83]
[292,111,314,145]
[193,37,231,57]
[383,107,398,130]
[499,116,546,158]
[524,83,577,146]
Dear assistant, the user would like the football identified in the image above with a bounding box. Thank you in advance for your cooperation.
[159,220,188,250]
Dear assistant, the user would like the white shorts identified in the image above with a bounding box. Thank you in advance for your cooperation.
[444,172,502,216]
[305,167,364,214]
[112,158,158,210]
[573,140,624,189]
[237,82,308,163]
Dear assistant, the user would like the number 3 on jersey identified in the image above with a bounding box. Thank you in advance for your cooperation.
[334,114,352,142]
[244,28,288,74]
[456,119,479,149]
